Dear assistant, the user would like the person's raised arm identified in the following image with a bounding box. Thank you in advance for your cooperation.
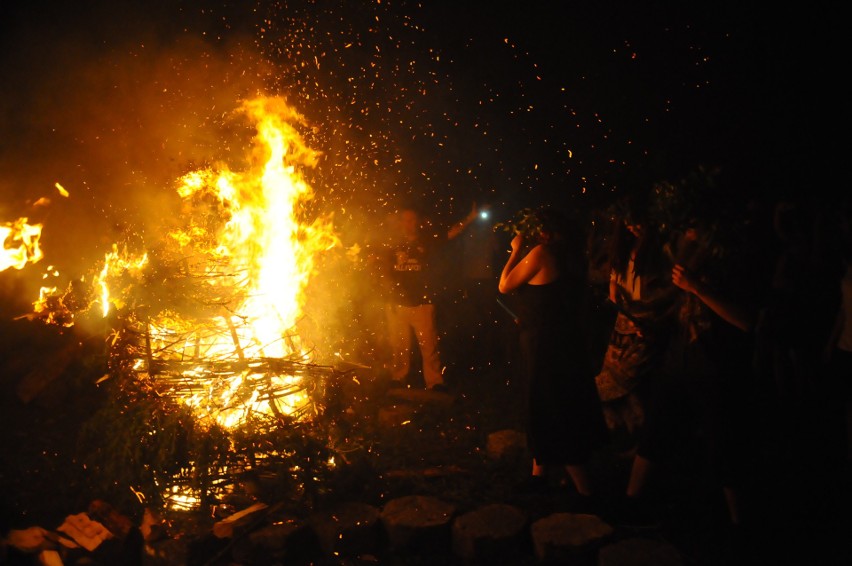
[447,201,488,240]
[609,269,618,304]
[671,264,756,332]
[499,234,543,293]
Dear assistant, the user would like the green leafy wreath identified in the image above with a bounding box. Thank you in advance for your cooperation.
[492,207,545,239]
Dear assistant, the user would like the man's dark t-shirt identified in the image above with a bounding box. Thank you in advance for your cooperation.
[387,238,442,306]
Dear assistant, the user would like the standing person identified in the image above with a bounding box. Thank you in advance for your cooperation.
[758,199,826,407]
[589,195,685,529]
[381,202,482,391]
[498,206,609,499]
[627,203,765,539]
[594,198,677,464]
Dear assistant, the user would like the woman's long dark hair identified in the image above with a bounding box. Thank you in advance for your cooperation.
[536,206,588,284]
[608,200,666,281]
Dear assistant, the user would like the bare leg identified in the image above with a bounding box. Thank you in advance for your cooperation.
[565,464,594,496]
[626,454,654,497]
[411,304,444,389]
[524,459,548,492]
[386,305,412,381]
[723,486,743,526]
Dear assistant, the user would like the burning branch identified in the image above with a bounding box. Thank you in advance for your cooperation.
[23,95,346,513]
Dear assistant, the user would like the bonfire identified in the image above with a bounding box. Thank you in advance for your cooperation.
[11,95,353,512]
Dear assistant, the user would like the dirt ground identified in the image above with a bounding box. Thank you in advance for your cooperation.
[1,312,851,565]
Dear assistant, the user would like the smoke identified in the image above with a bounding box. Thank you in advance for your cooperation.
[0,1,780,357]
[1,2,616,277]
[0,1,417,360]
[0,2,274,300]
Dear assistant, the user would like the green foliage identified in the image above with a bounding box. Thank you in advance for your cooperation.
[77,374,224,512]
[229,414,339,511]
[648,165,723,237]
[76,360,345,517]
[603,165,741,269]
[492,207,545,239]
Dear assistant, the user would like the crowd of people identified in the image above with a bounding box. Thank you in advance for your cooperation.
[354,181,852,555]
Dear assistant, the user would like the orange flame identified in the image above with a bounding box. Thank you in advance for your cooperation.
[149,96,340,427]
[28,96,339,430]
[150,96,339,363]
[1,218,43,271]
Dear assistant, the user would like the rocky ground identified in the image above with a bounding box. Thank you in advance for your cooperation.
[0,314,851,565]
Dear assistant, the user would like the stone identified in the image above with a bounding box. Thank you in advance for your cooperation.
[6,527,51,553]
[529,512,613,563]
[451,503,528,563]
[56,512,114,552]
[380,495,456,554]
[486,429,527,461]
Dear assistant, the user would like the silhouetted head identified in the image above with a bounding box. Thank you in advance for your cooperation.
[398,208,421,241]
[533,206,568,244]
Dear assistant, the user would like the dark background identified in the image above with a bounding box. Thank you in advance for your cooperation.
[0,1,842,306]
[0,4,848,562]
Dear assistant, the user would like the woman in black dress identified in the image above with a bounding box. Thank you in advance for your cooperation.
[498,207,608,495]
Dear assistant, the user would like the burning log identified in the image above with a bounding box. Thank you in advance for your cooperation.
[223,312,246,363]
[142,357,343,426]
[213,502,270,539]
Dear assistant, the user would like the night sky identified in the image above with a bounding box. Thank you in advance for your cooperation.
[0,1,840,304]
